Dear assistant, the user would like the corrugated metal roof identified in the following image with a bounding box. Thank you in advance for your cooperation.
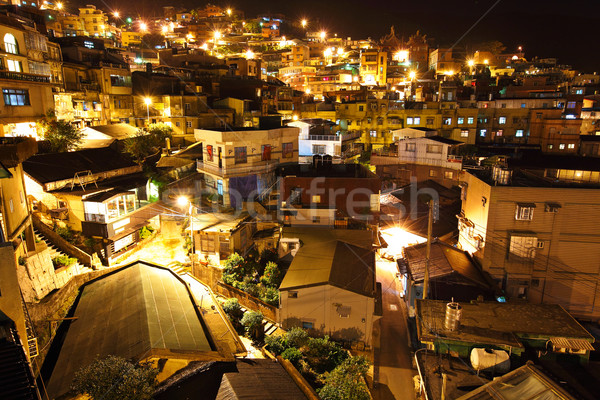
[550,337,595,351]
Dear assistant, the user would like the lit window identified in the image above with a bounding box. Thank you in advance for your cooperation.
[460,130,469,137]
[509,235,538,258]
[406,117,413,125]
[567,101,576,109]
[467,117,474,124]
[288,291,298,298]
[443,117,452,125]
[414,117,421,124]
[559,143,565,150]
[370,130,377,137]
[457,117,464,124]
[3,89,29,106]
[6,59,21,72]
[4,33,18,54]
[499,116,506,124]
[429,169,437,177]
[567,143,575,149]
[515,203,535,221]
[444,171,453,179]
[311,195,321,203]
[548,144,553,150]
[9,198,13,213]
[496,130,503,136]
[521,103,526,108]
[480,129,487,137]
[516,129,524,137]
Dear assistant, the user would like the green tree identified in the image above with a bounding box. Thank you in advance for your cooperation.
[222,253,245,285]
[123,124,173,164]
[244,20,261,33]
[241,310,263,340]
[71,355,158,400]
[42,114,84,152]
[285,327,309,349]
[261,261,284,288]
[259,286,279,306]
[265,334,286,355]
[304,336,349,374]
[318,356,370,400]
[281,347,303,368]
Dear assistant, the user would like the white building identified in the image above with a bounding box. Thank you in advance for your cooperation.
[397,136,464,170]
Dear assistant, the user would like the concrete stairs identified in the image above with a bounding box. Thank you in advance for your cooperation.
[33,229,91,273]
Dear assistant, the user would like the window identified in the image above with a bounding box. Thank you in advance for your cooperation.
[457,117,464,124]
[206,145,213,162]
[429,169,437,177]
[575,88,584,95]
[175,121,181,127]
[6,59,21,72]
[369,130,377,137]
[311,195,321,203]
[516,129,524,137]
[521,103,526,108]
[496,130,503,137]
[406,117,413,125]
[509,235,538,258]
[358,105,364,112]
[19,190,24,203]
[444,171,453,179]
[370,193,380,212]
[426,117,434,125]
[467,117,474,124]
[480,129,487,137]
[185,103,191,110]
[312,144,325,154]
[336,305,351,318]
[282,142,294,158]
[426,144,442,153]
[312,216,320,224]
[567,143,575,149]
[559,143,565,150]
[262,144,272,160]
[234,146,247,164]
[567,101,576,109]
[9,198,13,213]
[548,144,553,150]
[499,116,506,124]
[537,241,545,249]
[414,117,421,124]
[515,203,535,221]
[3,89,29,106]
[460,130,469,137]
[443,117,452,125]
[302,321,313,329]
[405,143,416,152]
[4,33,18,54]
[186,121,192,128]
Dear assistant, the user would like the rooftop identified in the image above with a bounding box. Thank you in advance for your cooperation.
[280,240,375,297]
[46,262,215,399]
[278,163,379,179]
[416,300,594,349]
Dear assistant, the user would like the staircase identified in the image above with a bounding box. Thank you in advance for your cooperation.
[33,229,89,273]
[0,335,40,400]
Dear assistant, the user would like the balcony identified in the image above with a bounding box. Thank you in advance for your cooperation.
[81,202,161,239]
[0,70,50,83]
[300,134,340,141]
[197,160,280,178]
[397,154,463,170]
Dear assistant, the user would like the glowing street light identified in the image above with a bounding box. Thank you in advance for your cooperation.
[139,22,147,32]
[483,59,489,65]
[214,30,222,40]
[143,97,152,124]
[177,196,189,207]
[245,49,255,59]
[467,59,475,67]
[301,19,307,28]
[161,25,168,34]
[409,70,417,80]
[320,31,326,41]
[113,11,119,18]
[226,8,232,16]
[56,2,62,10]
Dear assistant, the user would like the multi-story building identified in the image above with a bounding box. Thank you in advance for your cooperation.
[0,15,54,138]
[428,48,459,75]
[528,109,581,153]
[360,49,387,86]
[458,162,600,320]
[77,5,109,38]
[194,119,299,208]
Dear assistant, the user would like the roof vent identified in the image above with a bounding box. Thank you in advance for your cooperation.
[444,300,462,331]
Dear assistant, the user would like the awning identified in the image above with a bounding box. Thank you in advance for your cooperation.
[517,202,536,208]
[550,337,595,351]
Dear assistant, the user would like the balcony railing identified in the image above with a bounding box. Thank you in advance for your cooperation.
[0,70,50,83]
[197,160,280,177]
[300,134,340,141]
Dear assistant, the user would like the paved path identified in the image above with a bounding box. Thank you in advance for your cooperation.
[373,257,416,400]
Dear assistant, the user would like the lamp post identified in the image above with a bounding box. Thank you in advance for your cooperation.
[144,97,151,126]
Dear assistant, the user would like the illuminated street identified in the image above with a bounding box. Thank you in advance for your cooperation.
[373,255,416,400]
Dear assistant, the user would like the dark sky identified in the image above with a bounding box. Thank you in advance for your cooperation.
[78,0,600,72]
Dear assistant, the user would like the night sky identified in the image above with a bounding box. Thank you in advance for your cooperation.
[75,0,600,72]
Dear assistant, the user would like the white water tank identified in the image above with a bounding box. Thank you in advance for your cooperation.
[470,348,510,374]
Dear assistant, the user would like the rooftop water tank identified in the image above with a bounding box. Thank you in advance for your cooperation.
[470,348,510,375]
[444,301,462,331]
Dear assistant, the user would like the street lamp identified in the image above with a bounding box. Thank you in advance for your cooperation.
[144,97,151,125]
[320,31,326,42]
[113,11,119,18]
[226,8,232,16]
[177,196,194,256]
[301,19,307,28]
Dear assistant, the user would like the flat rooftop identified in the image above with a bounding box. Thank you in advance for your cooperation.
[46,262,215,399]
[417,300,594,349]
[278,163,378,179]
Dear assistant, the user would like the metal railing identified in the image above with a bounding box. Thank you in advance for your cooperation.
[197,159,280,177]
[0,70,50,83]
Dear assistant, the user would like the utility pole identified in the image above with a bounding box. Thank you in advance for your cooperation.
[423,199,433,299]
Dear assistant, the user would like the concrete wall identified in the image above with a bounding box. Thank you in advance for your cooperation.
[279,284,375,346]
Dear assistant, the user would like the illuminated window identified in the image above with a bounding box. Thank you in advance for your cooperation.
[509,235,537,258]
[6,59,21,72]
[516,129,524,137]
[559,143,565,150]
[311,195,321,203]
[414,117,421,124]
[443,117,452,125]
[457,117,464,124]
[3,89,29,106]
[467,117,474,124]
[4,33,18,54]
[515,203,535,221]
[499,116,506,124]
[461,130,469,137]
[568,143,575,149]
[479,129,487,137]
[406,117,413,125]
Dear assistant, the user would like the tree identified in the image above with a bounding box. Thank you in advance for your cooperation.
[123,124,173,165]
[42,114,84,152]
[261,261,284,288]
[281,347,302,368]
[285,327,309,349]
[241,310,264,341]
[222,253,245,285]
[71,355,158,400]
[303,336,349,374]
[318,356,370,400]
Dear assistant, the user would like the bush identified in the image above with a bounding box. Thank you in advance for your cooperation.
[261,261,284,288]
[222,298,244,323]
[139,226,154,240]
[241,310,263,340]
[222,253,245,285]
[260,286,279,306]
[52,255,77,268]
[285,327,309,349]
[259,248,278,266]
[304,336,349,374]
[265,334,286,356]
[54,225,73,241]
[318,356,370,400]
[281,347,303,368]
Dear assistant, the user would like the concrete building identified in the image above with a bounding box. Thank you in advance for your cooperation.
[458,164,600,320]
[194,121,299,208]
[359,49,386,86]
